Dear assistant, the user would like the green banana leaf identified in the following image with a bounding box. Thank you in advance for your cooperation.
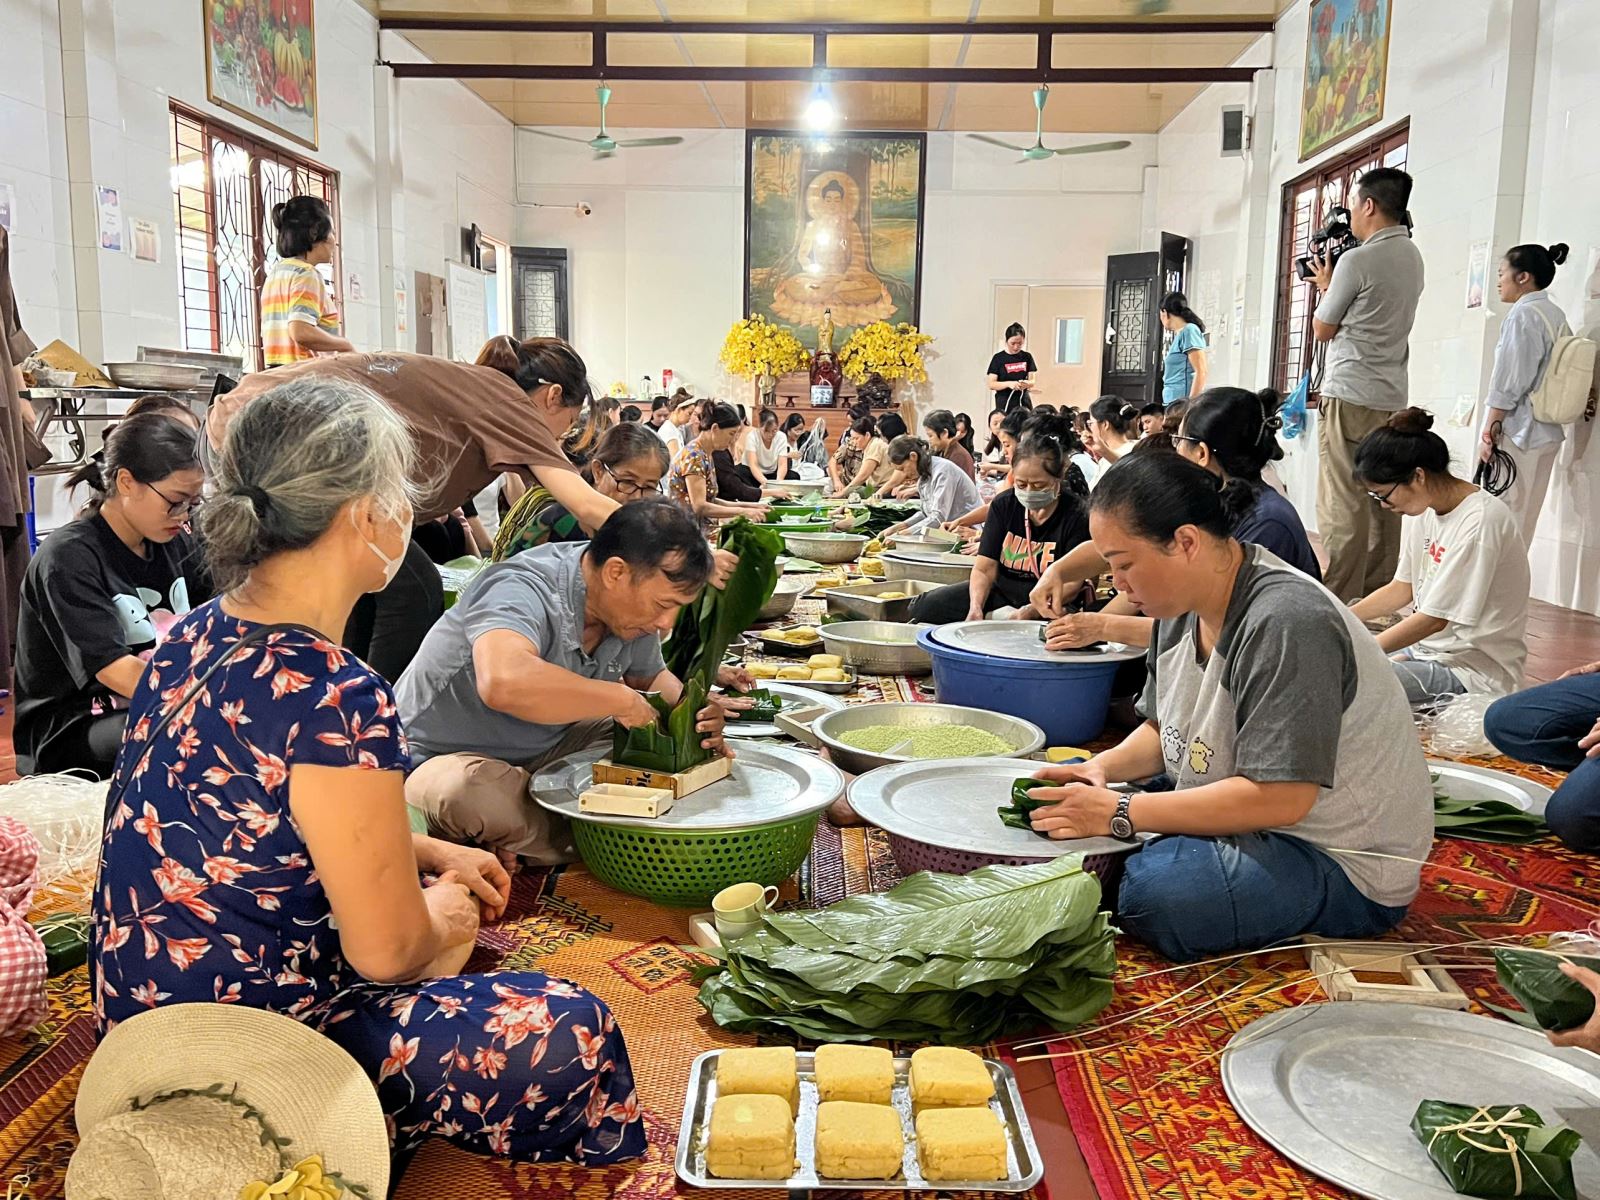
[728,687,782,722]
[1412,1099,1580,1200]
[1493,947,1600,1031]
[1433,776,1547,845]
[998,777,1053,834]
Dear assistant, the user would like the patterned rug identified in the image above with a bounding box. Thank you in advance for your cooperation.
[1045,752,1588,1200]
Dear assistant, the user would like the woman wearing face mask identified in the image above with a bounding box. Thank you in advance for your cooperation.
[1022,452,1432,962]
[91,376,647,1167]
[1350,408,1530,711]
[909,417,1091,624]
[206,336,617,681]
[667,401,771,538]
[15,412,209,778]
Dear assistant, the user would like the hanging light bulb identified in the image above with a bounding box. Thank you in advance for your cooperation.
[804,84,836,132]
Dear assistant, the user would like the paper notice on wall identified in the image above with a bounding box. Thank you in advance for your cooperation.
[1465,239,1490,310]
[1232,301,1244,347]
[445,259,488,362]
[130,218,159,263]
[348,272,365,302]
[0,182,14,232]
[96,186,123,252]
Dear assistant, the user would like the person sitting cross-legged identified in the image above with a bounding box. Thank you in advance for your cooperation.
[1485,659,1600,852]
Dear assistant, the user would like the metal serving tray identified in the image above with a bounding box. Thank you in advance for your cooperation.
[1222,1002,1600,1200]
[675,1048,1044,1192]
[722,680,845,739]
[929,620,1145,665]
[820,577,945,622]
[1427,758,1553,818]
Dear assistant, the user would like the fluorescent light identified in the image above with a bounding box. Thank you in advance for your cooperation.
[804,86,836,131]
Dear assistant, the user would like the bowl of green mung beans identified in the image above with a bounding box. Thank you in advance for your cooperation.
[805,702,1045,773]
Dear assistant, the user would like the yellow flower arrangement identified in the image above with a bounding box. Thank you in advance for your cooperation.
[837,322,934,385]
[720,315,810,380]
[239,1155,343,1200]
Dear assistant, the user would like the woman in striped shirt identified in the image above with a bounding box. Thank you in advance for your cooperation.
[260,196,353,367]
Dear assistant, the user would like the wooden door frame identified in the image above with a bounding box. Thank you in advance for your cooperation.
[510,246,571,341]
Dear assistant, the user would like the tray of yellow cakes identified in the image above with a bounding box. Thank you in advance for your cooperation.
[743,650,859,694]
[676,1044,1043,1191]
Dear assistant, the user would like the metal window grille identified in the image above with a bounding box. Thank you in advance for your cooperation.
[170,102,341,373]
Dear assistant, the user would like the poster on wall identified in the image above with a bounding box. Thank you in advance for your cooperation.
[131,218,160,263]
[1465,239,1490,310]
[1300,0,1392,161]
[96,186,123,252]
[744,131,926,351]
[204,0,318,150]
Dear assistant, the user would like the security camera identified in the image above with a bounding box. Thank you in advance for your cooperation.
[575,202,593,218]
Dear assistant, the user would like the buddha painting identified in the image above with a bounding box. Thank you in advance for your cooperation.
[769,172,896,328]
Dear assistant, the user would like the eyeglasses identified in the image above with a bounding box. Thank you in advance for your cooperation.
[600,461,660,498]
[1367,481,1402,507]
[146,482,199,518]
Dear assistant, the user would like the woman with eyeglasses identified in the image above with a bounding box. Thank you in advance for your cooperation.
[15,412,209,777]
[1349,407,1530,711]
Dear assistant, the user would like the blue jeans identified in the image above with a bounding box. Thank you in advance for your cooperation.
[1114,832,1409,962]
[1390,650,1468,711]
[1485,674,1600,852]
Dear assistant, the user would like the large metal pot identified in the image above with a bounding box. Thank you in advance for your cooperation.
[782,531,869,564]
[754,575,814,622]
[801,702,1046,774]
[818,620,934,675]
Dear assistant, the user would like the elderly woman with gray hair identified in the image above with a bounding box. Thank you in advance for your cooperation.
[91,376,646,1166]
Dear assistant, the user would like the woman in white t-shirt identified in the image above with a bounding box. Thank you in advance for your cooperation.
[742,407,794,487]
[1350,408,1530,710]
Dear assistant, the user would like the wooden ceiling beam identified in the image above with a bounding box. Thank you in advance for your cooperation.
[386,62,1261,83]
[377,17,1275,36]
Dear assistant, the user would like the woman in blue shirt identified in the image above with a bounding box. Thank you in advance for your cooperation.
[1159,292,1208,406]
[1479,241,1572,547]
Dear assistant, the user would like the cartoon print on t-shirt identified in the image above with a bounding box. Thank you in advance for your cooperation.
[1188,737,1214,775]
[111,577,192,650]
[1162,724,1185,764]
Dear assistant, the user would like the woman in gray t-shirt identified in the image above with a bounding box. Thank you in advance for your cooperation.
[1023,453,1433,962]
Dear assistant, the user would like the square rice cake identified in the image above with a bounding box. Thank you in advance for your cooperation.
[815,1100,905,1180]
[915,1106,1009,1182]
[908,1046,995,1111]
[814,1043,896,1106]
[706,1093,797,1181]
[716,1046,799,1114]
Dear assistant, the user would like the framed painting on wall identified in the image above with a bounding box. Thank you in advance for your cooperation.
[1299,0,1392,161]
[744,131,926,351]
[203,0,319,150]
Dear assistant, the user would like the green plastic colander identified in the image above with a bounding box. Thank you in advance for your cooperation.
[572,812,822,908]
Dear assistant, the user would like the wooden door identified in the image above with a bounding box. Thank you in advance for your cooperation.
[511,247,569,341]
[1099,252,1160,407]
[1025,286,1104,412]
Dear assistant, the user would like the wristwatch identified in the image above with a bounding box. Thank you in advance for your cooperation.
[1109,794,1136,842]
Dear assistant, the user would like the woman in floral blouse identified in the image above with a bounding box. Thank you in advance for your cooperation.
[90,376,645,1166]
[666,401,768,538]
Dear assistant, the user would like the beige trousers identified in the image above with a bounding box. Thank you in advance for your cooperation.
[405,718,612,865]
[1497,439,1558,549]
[1317,394,1402,602]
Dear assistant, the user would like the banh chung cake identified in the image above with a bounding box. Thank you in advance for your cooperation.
[814,1101,905,1180]
[715,1046,799,1113]
[705,1093,797,1180]
[915,1106,1008,1182]
[909,1046,996,1110]
[813,1043,895,1105]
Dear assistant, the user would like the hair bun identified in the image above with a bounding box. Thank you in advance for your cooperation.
[270,200,289,225]
[1549,242,1570,266]
[1118,403,1138,422]
[1386,406,1434,435]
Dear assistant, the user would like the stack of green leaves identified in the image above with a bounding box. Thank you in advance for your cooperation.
[853,499,924,538]
[1433,775,1548,844]
[695,856,1116,1044]
[727,688,783,722]
[1412,1100,1581,1200]
[611,519,783,774]
[1492,947,1600,1031]
[997,778,1051,835]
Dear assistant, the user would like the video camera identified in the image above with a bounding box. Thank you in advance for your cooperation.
[1295,205,1359,281]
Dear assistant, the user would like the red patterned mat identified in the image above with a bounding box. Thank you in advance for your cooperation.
[1046,754,1588,1200]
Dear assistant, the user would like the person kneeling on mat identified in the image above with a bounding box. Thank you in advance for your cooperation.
[1485,657,1600,853]
[1021,453,1432,962]
[396,500,734,870]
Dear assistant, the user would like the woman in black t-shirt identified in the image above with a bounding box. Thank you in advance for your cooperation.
[909,415,1089,624]
[986,322,1038,415]
[16,412,209,777]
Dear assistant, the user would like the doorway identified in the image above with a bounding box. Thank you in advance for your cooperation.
[511,247,570,340]
[1098,252,1160,407]
[991,284,1105,414]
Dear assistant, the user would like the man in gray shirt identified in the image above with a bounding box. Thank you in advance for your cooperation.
[397,501,732,867]
[1309,167,1425,601]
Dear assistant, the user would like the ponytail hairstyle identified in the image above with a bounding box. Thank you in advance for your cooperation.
[1503,242,1570,290]
[1089,394,1140,438]
[922,409,958,440]
[700,401,743,431]
[68,411,201,513]
[1352,406,1453,486]
[1013,411,1091,499]
[849,415,877,439]
[875,412,908,442]
[477,333,598,457]
[271,195,333,259]
[1090,451,1232,544]
[1180,386,1286,526]
[887,434,933,480]
[1159,291,1207,336]
[1004,322,1026,342]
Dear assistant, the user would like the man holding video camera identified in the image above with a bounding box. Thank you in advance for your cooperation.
[1308,167,1425,601]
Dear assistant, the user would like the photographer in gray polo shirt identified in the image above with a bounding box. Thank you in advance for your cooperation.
[1308,167,1425,602]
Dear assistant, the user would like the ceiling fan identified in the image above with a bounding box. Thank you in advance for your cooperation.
[524,84,685,158]
[968,85,1133,161]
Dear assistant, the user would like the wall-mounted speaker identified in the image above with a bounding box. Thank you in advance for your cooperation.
[1221,105,1248,157]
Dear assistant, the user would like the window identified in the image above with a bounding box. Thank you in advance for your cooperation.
[1054,317,1084,366]
[1271,121,1409,399]
[170,102,341,372]
[511,248,570,341]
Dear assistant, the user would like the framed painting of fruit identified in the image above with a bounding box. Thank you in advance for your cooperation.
[1299,0,1391,161]
[204,0,318,149]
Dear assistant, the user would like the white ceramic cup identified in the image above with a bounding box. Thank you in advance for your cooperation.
[712,882,780,937]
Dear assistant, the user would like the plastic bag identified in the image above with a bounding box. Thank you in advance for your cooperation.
[1411,1100,1580,1200]
[1281,373,1310,440]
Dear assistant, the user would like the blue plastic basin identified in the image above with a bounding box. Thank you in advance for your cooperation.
[918,627,1122,745]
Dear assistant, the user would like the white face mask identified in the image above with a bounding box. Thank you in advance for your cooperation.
[353,504,412,591]
[1014,486,1059,511]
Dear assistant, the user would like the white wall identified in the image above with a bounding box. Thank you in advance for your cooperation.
[1155,0,1600,614]
[514,126,1157,419]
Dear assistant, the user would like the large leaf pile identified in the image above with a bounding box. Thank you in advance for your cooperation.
[612,519,783,774]
[1433,774,1548,844]
[695,856,1116,1044]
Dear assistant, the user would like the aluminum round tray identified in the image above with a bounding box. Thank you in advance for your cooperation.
[754,575,814,622]
[722,680,845,739]
[1222,1002,1600,1200]
[1427,758,1553,818]
[848,756,1145,861]
[531,742,843,831]
[811,703,1046,774]
[782,531,868,563]
[818,620,933,675]
[928,620,1146,664]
